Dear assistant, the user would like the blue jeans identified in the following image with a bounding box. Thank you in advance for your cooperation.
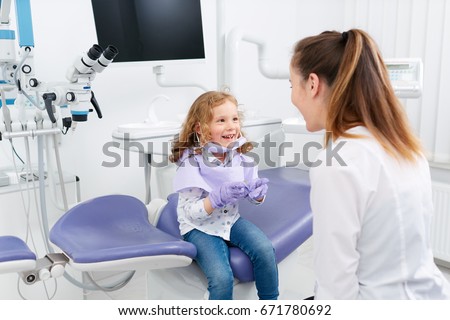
[183,217,279,300]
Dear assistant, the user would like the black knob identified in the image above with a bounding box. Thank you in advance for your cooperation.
[21,64,32,74]
[66,92,76,102]
[29,78,39,87]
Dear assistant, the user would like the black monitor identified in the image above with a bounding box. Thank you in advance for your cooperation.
[90,0,206,63]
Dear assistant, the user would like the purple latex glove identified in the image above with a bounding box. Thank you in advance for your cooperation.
[246,178,269,201]
[209,181,248,208]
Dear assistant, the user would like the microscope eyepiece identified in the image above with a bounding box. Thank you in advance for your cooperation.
[91,45,119,73]
[87,44,103,61]
[103,45,119,61]
[69,43,119,77]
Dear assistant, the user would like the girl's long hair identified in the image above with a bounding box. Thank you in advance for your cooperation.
[170,91,253,163]
[291,29,422,161]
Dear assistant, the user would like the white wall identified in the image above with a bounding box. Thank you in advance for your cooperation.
[1,0,449,299]
[3,0,450,202]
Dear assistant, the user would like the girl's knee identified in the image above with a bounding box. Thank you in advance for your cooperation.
[208,270,234,299]
[255,238,276,256]
[209,269,234,287]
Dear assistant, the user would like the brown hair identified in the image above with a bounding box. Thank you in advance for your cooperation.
[291,29,422,161]
[170,91,253,163]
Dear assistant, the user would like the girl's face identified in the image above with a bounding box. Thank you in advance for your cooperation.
[206,99,241,148]
[289,65,327,132]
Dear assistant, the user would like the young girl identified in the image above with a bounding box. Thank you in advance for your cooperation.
[170,91,278,300]
[290,29,450,299]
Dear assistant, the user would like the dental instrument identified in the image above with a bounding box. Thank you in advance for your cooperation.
[0,0,117,295]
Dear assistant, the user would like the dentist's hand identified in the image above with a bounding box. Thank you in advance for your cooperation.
[246,178,269,201]
[208,181,248,209]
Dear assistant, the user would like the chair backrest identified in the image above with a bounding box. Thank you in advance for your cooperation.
[50,194,197,263]
[156,193,181,238]
[50,194,151,262]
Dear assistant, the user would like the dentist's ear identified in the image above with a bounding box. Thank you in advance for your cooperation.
[309,73,320,97]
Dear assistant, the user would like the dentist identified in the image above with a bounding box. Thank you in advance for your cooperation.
[289,29,450,299]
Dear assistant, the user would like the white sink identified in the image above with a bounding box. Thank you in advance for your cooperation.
[117,121,181,134]
[112,121,182,155]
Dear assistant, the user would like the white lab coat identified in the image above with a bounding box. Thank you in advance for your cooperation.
[310,126,450,299]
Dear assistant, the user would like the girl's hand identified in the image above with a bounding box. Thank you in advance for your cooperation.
[208,181,248,208]
[246,178,269,201]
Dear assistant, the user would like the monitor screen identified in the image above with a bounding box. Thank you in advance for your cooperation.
[90,0,205,63]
